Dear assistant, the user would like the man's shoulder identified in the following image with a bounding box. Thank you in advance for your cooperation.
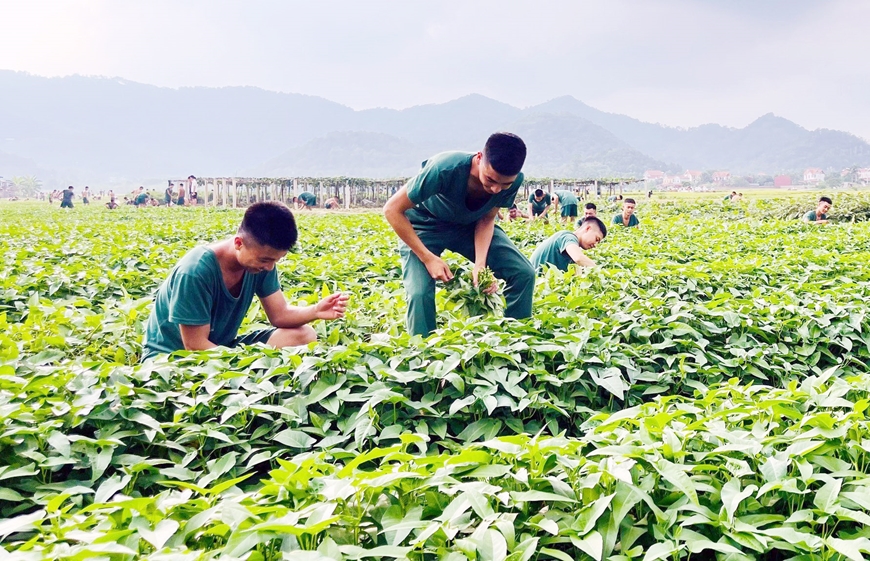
[420,151,474,173]
[174,246,217,277]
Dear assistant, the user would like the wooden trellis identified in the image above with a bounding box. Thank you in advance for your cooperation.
[172,176,643,208]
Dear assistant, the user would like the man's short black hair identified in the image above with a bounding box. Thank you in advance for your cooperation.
[820,196,833,204]
[624,198,636,204]
[534,188,544,197]
[580,216,607,238]
[238,201,298,250]
[484,132,526,176]
[585,202,597,210]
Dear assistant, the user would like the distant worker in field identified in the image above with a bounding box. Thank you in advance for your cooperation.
[176,183,186,206]
[497,203,526,222]
[165,183,174,206]
[134,187,150,207]
[723,191,737,202]
[612,198,640,228]
[188,176,198,206]
[531,216,608,273]
[324,196,341,210]
[803,196,832,224]
[82,186,90,205]
[296,191,317,210]
[60,186,74,209]
[141,201,348,361]
[527,188,552,221]
[553,188,579,223]
[106,191,118,209]
[583,202,597,218]
[383,132,535,337]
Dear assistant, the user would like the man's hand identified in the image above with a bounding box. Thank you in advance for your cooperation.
[424,256,454,282]
[473,264,499,294]
[314,293,349,320]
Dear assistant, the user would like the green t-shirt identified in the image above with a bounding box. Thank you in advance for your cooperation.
[405,151,522,230]
[135,192,149,205]
[142,246,281,358]
[612,213,639,227]
[531,231,579,273]
[554,190,578,206]
[805,210,827,222]
[298,192,317,206]
[61,189,74,203]
[528,193,551,215]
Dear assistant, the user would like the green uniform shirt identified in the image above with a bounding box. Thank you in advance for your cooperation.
[298,192,317,206]
[528,193,551,215]
[142,246,281,358]
[405,152,522,229]
[612,213,639,227]
[805,210,827,221]
[554,190,578,206]
[531,231,579,273]
[61,190,73,203]
[135,192,149,205]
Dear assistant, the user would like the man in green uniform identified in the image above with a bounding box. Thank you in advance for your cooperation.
[612,198,640,227]
[553,189,579,223]
[527,189,552,220]
[165,183,175,206]
[142,201,348,361]
[803,196,832,224]
[383,132,535,337]
[60,186,74,208]
[531,217,607,273]
[296,191,317,210]
[134,187,150,207]
[583,202,597,219]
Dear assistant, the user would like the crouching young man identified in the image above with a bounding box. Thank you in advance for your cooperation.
[531,216,608,273]
[141,201,348,360]
[383,132,536,337]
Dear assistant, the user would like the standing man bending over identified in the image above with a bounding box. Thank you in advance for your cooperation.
[527,188,552,221]
[141,201,348,360]
[383,132,536,337]
[553,189,579,224]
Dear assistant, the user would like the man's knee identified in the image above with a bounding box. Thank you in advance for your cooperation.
[268,325,317,348]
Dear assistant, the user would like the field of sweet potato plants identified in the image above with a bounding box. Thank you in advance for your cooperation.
[2,195,870,560]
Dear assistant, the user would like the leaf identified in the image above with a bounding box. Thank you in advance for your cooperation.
[571,531,603,561]
[477,528,508,561]
[813,478,842,513]
[642,540,680,561]
[273,429,316,449]
[653,459,698,504]
[827,537,870,561]
[720,478,756,523]
[138,519,179,550]
[510,491,577,503]
[0,510,45,540]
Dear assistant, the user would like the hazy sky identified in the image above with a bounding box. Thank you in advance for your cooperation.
[2,0,868,140]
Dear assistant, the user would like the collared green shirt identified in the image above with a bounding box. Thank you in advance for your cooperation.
[805,210,827,222]
[531,230,579,273]
[298,192,317,205]
[612,213,639,227]
[528,193,551,215]
[405,151,523,230]
[142,246,281,358]
[554,190,578,206]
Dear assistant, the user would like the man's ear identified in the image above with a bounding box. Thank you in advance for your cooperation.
[233,236,243,250]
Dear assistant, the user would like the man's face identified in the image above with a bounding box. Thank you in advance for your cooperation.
[623,202,636,216]
[477,154,518,195]
[818,201,832,215]
[584,207,597,218]
[509,208,519,218]
[578,225,604,250]
[234,237,287,273]
[534,193,545,202]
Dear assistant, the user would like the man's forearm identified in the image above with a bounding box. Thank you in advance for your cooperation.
[385,208,436,263]
[473,216,496,267]
[269,304,318,328]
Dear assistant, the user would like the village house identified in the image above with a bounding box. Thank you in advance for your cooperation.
[857,168,870,184]
[712,171,731,183]
[643,170,665,184]
[803,168,825,184]
[683,170,703,183]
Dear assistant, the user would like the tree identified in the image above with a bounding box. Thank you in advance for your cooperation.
[11,176,43,198]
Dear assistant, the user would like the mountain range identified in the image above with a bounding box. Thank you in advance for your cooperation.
[1,70,868,188]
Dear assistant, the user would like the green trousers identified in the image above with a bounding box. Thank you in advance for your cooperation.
[399,225,535,336]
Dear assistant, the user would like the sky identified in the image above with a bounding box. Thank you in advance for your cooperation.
[1,0,869,140]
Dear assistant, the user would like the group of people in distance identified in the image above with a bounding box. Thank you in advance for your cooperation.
[139,131,837,363]
[502,187,641,230]
[52,186,94,208]
[292,191,342,211]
